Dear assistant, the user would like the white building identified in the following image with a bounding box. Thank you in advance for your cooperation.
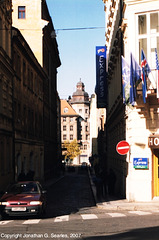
[103,0,159,201]
[69,80,90,164]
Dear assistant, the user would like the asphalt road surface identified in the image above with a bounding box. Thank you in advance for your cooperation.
[1,168,159,240]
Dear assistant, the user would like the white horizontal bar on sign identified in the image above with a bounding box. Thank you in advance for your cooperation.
[118,146,129,150]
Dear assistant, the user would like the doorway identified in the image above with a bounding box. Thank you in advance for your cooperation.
[153,150,159,197]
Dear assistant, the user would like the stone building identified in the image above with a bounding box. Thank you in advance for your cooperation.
[12,27,45,181]
[69,80,90,164]
[103,0,159,201]
[12,0,61,179]
[0,0,14,190]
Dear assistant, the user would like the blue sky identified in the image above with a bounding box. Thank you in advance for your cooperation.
[46,0,105,99]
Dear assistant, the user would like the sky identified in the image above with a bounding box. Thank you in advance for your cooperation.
[46,0,106,99]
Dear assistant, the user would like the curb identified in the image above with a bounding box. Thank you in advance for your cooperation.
[88,169,159,211]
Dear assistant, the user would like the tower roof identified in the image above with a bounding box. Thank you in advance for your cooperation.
[71,79,89,103]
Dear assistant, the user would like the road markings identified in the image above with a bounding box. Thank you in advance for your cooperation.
[23,219,41,224]
[81,214,98,220]
[54,215,69,222]
[129,211,152,215]
[107,213,126,217]
[0,210,157,225]
[0,220,13,225]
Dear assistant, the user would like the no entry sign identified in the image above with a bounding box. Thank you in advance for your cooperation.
[116,141,130,155]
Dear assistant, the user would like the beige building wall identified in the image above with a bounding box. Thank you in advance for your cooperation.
[104,0,159,201]
[12,0,48,66]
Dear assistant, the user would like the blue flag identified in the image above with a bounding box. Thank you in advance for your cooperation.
[130,53,141,106]
[155,48,159,98]
[122,56,130,104]
[141,49,151,103]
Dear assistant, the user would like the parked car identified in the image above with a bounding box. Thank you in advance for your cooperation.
[0,181,47,219]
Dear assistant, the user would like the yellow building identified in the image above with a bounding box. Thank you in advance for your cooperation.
[103,0,159,201]
[12,0,48,66]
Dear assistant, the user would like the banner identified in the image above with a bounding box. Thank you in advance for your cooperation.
[122,56,130,104]
[155,48,159,98]
[95,46,107,108]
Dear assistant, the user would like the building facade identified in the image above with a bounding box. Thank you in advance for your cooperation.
[103,0,159,201]
[12,0,61,179]
[89,94,106,168]
[61,99,80,164]
[69,80,90,164]
[12,27,45,181]
[0,0,14,190]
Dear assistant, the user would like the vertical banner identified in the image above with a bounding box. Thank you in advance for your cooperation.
[95,46,107,108]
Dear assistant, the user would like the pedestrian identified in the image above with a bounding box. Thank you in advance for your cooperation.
[108,168,116,196]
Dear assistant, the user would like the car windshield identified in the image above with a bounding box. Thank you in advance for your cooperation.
[6,182,40,194]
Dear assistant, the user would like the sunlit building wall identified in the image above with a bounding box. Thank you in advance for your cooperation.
[103,0,159,201]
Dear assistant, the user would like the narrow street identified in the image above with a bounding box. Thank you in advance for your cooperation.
[1,168,159,239]
[45,167,96,218]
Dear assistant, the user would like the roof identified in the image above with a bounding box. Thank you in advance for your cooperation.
[61,99,79,116]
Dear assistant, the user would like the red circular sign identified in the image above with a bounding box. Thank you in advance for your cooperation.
[116,141,130,155]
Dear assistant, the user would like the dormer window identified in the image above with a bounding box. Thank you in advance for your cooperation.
[64,107,68,113]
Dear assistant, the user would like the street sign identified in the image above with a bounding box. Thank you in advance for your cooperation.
[116,141,130,155]
[133,158,148,169]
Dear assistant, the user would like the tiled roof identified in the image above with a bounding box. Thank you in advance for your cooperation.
[61,99,79,116]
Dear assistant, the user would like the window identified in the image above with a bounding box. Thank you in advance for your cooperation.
[138,12,159,70]
[86,135,89,140]
[63,117,66,122]
[63,125,66,131]
[23,60,26,85]
[63,135,66,140]
[18,6,26,19]
[70,135,73,140]
[79,109,82,114]
[85,109,88,114]
[64,107,68,113]
[70,117,73,122]
[84,145,87,150]
[70,125,73,131]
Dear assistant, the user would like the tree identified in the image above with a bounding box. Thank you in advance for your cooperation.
[63,139,81,164]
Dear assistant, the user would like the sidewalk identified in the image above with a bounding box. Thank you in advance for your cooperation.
[88,168,159,211]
